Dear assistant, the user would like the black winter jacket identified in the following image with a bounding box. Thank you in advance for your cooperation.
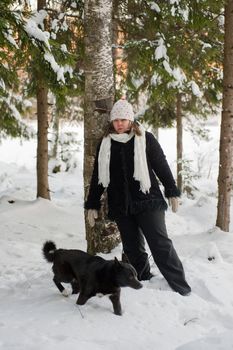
[85,131,180,220]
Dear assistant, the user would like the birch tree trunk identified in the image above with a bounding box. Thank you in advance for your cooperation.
[84,0,120,254]
[216,0,233,232]
[36,0,50,200]
[176,93,183,192]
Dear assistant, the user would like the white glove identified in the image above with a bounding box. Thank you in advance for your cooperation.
[87,209,98,227]
[168,197,179,213]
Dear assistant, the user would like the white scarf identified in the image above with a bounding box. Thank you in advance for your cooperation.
[98,125,151,194]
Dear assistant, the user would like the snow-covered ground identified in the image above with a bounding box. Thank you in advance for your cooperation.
[1,118,233,350]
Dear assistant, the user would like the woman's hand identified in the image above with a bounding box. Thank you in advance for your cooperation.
[87,209,98,227]
[168,197,179,213]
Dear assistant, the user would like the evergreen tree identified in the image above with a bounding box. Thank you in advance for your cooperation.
[0,0,84,198]
[45,0,85,172]
[0,0,33,138]
[114,0,224,192]
[26,0,82,199]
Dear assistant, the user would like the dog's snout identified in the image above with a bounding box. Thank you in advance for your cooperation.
[130,279,143,289]
[135,281,143,289]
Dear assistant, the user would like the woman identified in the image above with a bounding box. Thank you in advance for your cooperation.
[85,99,191,296]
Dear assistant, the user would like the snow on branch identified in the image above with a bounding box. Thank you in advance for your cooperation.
[2,95,35,137]
[189,81,203,98]
[3,29,19,49]
[24,10,50,50]
[149,2,161,13]
[44,52,73,83]
[154,37,168,60]
[24,10,73,84]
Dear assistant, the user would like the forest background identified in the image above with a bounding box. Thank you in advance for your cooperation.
[1,0,232,253]
[1,1,233,349]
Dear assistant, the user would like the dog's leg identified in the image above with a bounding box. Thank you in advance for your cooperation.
[76,293,89,305]
[71,279,80,294]
[109,288,122,316]
[76,277,94,304]
[53,277,69,297]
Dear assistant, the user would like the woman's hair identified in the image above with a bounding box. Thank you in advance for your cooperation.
[103,121,142,137]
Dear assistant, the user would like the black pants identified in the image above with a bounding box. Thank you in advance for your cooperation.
[115,209,191,295]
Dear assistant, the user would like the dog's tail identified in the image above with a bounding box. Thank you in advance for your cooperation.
[42,241,57,263]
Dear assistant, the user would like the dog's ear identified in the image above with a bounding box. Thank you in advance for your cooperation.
[114,257,122,267]
[121,252,130,264]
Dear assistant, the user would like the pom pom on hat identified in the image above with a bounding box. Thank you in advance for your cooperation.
[110,98,134,121]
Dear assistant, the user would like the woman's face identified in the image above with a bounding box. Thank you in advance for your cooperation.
[112,119,132,134]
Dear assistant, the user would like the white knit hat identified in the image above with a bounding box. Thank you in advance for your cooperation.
[110,99,134,121]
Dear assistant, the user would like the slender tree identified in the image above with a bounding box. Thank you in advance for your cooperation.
[216,0,233,232]
[35,0,50,199]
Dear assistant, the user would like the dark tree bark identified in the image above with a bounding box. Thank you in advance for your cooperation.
[36,0,50,199]
[216,0,233,232]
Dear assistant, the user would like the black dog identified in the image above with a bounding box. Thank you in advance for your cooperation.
[42,241,142,315]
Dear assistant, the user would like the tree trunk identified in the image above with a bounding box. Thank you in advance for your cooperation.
[84,0,120,254]
[36,0,50,200]
[176,93,183,192]
[112,0,124,89]
[36,83,50,199]
[216,0,233,232]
